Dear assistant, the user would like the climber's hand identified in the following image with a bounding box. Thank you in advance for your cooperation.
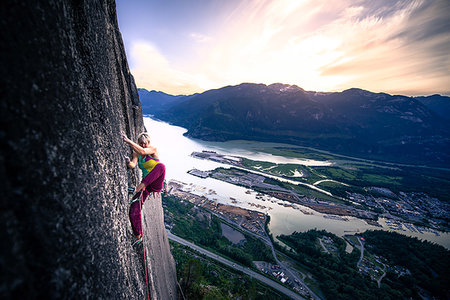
[122,133,131,144]
[136,182,146,193]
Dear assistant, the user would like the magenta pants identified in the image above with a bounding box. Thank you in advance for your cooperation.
[129,163,166,236]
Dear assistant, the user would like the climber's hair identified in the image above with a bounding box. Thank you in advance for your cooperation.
[137,132,150,145]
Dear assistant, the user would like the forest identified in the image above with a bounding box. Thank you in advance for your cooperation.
[278,229,449,299]
[163,194,275,267]
[171,243,290,300]
[362,230,450,299]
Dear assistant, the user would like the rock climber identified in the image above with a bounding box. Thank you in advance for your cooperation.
[122,132,166,245]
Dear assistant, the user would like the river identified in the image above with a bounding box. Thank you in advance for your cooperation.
[143,117,450,250]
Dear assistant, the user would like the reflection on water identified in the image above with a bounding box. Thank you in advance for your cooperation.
[144,117,450,249]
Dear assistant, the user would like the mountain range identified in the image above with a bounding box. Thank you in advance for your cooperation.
[138,84,450,166]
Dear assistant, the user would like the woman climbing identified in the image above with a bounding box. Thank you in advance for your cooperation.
[122,132,166,246]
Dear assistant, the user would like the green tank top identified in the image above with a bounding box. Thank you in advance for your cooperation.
[138,155,160,178]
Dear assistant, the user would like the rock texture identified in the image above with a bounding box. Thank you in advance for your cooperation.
[0,1,176,299]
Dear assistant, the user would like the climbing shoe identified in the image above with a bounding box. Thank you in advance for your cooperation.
[129,197,140,205]
[129,190,142,205]
[132,236,143,247]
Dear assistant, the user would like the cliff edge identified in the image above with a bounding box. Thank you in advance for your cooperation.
[0,1,176,299]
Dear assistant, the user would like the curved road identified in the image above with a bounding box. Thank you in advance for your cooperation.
[230,165,334,196]
[167,231,305,300]
[319,238,330,254]
[313,179,349,187]
[357,237,364,267]
[377,263,387,288]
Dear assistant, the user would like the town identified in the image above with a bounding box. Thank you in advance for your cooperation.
[344,235,411,287]
[347,191,446,234]
[190,150,449,233]
[189,166,380,224]
[168,151,449,298]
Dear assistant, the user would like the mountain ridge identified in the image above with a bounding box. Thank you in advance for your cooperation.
[139,83,450,166]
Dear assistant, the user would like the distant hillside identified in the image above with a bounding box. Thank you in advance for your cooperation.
[138,88,191,114]
[415,94,450,120]
[148,83,450,166]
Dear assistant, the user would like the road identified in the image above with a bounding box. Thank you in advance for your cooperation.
[313,179,349,187]
[194,204,320,300]
[206,159,333,197]
[319,238,330,254]
[232,165,334,196]
[272,247,320,300]
[167,231,306,300]
[354,236,385,287]
[357,237,364,267]
[377,263,387,288]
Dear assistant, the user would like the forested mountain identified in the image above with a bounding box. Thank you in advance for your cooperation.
[139,83,450,166]
[414,94,450,120]
[138,88,191,114]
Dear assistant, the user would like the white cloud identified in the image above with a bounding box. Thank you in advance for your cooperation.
[196,0,449,95]
[318,0,450,95]
[189,32,211,43]
[197,0,351,91]
[129,41,203,94]
[126,0,449,95]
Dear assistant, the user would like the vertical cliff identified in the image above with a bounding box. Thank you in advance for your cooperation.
[0,1,176,299]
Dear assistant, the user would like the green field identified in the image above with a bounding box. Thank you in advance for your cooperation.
[237,147,450,202]
[254,146,340,161]
[241,157,321,182]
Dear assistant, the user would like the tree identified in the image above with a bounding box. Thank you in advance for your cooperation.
[180,259,204,298]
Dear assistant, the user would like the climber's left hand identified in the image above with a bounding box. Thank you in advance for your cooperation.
[135,182,146,193]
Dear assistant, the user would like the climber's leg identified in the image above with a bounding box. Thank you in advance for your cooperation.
[129,197,143,237]
[142,163,166,193]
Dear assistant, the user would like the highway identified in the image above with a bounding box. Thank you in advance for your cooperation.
[167,231,306,300]
[176,203,319,299]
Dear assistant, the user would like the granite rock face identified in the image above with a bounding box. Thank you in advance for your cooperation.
[0,1,176,299]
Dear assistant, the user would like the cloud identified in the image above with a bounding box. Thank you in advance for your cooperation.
[203,0,449,95]
[123,0,449,95]
[318,0,450,95]
[189,32,212,43]
[198,0,352,91]
[129,41,204,95]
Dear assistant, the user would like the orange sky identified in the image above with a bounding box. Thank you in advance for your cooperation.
[117,0,450,96]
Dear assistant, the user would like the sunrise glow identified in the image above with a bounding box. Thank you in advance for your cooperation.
[117,0,450,96]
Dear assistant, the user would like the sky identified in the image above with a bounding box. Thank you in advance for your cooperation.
[116,0,450,96]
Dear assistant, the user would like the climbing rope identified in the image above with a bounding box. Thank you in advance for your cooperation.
[128,153,177,300]
[138,190,150,300]
[125,142,150,299]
